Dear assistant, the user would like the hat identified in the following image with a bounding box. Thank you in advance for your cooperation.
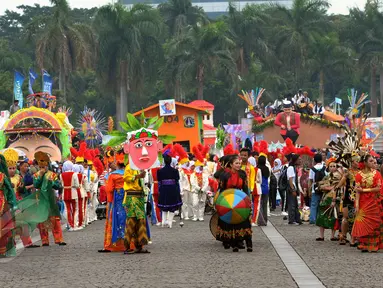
[35,151,50,166]
[283,99,292,109]
[173,144,189,165]
[1,148,19,167]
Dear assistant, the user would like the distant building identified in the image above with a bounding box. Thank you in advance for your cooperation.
[119,0,293,18]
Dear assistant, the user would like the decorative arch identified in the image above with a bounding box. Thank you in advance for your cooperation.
[5,107,62,133]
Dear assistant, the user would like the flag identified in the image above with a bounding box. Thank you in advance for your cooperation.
[13,71,25,108]
[42,69,53,95]
[28,68,38,95]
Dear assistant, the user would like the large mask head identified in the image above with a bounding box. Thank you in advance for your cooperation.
[123,128,163,170]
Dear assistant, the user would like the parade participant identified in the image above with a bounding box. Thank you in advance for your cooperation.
[84,151,99,224]
[313,100,325,118]
[206,154,218,176]
[19,161,34,197]
[0,154,17,257]
[9,99,20,114]
[123,162,149,253]
[287,154,303,225]
[316,158,342,240]
[2,149,38,248]
[72,164,85,228]
[98,159,126,253]
[308,153,326,225]
[190,146,209,222]
[173,144,192,222]
[150,166,162,225]
[274,100,301,144]
[77,164,90,228]
[240,148,255,193]
[250,144,262,225]
[216,154,252,252]
[257,155,270,226]
[60,160,80,231]
[34,152,66,246]
[353,155,382,252]
[158,149,183,227]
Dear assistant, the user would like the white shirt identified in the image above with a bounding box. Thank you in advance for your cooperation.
[287,166,296,188]
[313,105,324,115]
[309,163,327,193]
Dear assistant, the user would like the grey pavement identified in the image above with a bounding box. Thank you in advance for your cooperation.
[0,217,296,288]
[271,213,383,288]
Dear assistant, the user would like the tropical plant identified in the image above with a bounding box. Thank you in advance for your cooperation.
[33,0,94,103]
[94,3,165,122]
[166,21,237,100]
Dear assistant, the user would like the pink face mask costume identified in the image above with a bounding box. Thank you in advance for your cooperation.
[124,128,163,170]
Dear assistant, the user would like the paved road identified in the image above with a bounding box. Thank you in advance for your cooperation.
[0,212,381,288]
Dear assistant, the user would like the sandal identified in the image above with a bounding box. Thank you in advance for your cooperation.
[135,249,150,254]
[124,249,135,254]
[315,237,324,241]
[330,237,339,241]
[339,239,347,245]
[98,249,111,253]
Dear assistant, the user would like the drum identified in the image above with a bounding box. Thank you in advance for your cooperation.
[209,212,219,238]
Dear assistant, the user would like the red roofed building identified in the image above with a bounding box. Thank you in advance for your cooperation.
[189,100,216,146]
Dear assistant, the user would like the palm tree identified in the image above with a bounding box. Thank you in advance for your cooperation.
[94,3,165,122]
[308,32,353,104]
[271,0,330,90]
[347,0,383,117]
[225,3,269,76]
[158,0,208,36]
[34,0,94,103]
[167,21,237,100]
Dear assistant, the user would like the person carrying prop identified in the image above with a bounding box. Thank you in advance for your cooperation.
[214,154,252,252]
[0,154,17,257]
[190,145,209,222]
[274,99,301,144]
[98,153,126,253]
[157,147,183,228]
[1,149,39,249]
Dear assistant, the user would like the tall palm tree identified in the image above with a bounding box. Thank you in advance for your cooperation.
[308,32,353,104]
[167,21,237,100]
[271,0,330,90]
[225,3,269,76]
[347,0,383,117]
[94,3,165,122]
[34,0,94,103]
[158,0,208,36]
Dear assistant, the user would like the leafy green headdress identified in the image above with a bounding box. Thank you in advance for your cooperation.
[106,113,175,147]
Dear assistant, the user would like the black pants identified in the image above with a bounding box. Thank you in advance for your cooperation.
[282,134,299,145]
[258,194,268,226]
[279,189,288,212]
[287,191,301,224]
[269,187,277,210]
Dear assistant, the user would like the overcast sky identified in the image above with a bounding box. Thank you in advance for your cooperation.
[0,0,368,16]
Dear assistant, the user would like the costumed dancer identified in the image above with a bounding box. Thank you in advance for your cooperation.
[73,164,86,228]
[215,154,252,252]
[249,143,262,225]
[0,154,17,257]
[2,149,37,248]
[353,155,382,252]
[173,144,192,223]
[157,147,183,228]
[98,153,126,252]
[34,152,66,246]
[84,150,99,224]
[60,161,81,231]
[190,145,209,222]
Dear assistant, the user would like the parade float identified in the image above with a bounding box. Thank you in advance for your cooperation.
[234,88,351,148]
[0,94,73,162]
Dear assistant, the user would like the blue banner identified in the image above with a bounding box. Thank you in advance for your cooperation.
[13,71,25,108]
[28,68,38,95]
[42,70,53,95]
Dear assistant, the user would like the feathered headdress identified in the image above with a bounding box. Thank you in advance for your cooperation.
[70,142,87,163]
[346,89,370,117]
[192,144,205,166]
[253,141,260,154]
[162,144,174,157]
[259,140,268,157]
[237,88,266,110]
[77,107,106,148]
[282,138,297,156]
[223,144,235,156]
[297,146,315,157]
[173,144,189,165]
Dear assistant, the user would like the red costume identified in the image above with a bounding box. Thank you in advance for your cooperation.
[274,111,300,143]
[61,171,79,229]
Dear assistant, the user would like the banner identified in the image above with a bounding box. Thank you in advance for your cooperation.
[13,71,25,108]
[28,68,38,95]
[42,70,53,95]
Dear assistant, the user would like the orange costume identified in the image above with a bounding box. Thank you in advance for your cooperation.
[103,170,126,251]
